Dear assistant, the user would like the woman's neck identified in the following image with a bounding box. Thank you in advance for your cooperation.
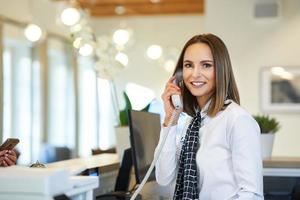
[197,96,212,109]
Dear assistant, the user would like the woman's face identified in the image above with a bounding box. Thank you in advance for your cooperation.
[182,42,216,108]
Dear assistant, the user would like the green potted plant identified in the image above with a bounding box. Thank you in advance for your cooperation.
[253,114,280,159]
[118,92,151,126]
[119,92,132,126]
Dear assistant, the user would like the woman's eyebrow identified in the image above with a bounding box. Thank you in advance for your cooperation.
[183,59,214,63]
[200,60,214,63]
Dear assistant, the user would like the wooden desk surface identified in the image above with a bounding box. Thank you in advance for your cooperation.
[47,153,120,174]
[263,157,300,168]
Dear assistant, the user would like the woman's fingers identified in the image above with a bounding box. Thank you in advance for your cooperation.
[0,150,7,156]
[4,156,14,166]
[8,150,16,157]
[162,89,181,102]
[2,160,8,167]
[6,154,17,164]
[163,83,181,96]
[165,82,181,91]
[168,84,181,92]
[0,151,17,166]
[167,75,176,84]
[0,156,4,164]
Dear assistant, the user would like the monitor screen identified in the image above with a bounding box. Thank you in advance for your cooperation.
[128,110,161,184]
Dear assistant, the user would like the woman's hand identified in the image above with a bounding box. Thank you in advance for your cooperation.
[161,76,183,126]
[0,150,17,167]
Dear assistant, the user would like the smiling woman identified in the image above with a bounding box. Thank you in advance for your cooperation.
[155,33,264,200]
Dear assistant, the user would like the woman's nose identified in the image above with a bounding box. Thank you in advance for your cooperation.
[192,66,202,77]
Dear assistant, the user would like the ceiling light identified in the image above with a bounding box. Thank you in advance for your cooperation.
[60,7,81,26]
[73,37,83,49]
[96,36,110,53]
[115,52,129,66]
[150,0,161,3]
[113,29,130,46]
[147,45,163,60]
[164,59,176,72]
[24,24,42,42]
[70,24,83,33]
[115,5,126,15]
[79,43,93,56]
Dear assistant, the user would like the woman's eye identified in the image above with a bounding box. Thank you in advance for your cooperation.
[203,63,212,68]
[184,63,192,68]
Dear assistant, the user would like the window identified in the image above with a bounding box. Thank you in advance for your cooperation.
[77,56,98,156]
[97,79,117,150]
[47,38,75,149]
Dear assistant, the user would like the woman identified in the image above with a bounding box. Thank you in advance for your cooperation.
[155,34,263,199]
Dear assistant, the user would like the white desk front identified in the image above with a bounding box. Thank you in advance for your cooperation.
[0,166,98,200]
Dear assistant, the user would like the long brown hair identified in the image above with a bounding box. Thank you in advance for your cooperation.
[173,33,240,117]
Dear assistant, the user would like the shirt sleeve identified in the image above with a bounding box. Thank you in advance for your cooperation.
[230,114,264,199]
[154,125,178,186]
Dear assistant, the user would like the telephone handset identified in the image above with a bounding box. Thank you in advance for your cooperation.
[171,94,183,110]
[171,71,183,110]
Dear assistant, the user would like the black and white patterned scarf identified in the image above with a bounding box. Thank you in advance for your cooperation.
[173,111,202,200]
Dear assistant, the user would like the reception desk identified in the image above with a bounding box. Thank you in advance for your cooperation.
[263,157,300,177]
[263,157,300,199]
[46,153,120,175]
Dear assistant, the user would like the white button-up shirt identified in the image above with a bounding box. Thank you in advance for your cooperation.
[155,100,264,200]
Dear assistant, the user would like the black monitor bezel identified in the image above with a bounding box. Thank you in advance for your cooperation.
[128,109,160,184]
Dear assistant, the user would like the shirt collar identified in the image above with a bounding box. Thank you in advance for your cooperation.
[200,99,211,117]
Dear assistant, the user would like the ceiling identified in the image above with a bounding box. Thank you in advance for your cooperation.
[76,0,204,17]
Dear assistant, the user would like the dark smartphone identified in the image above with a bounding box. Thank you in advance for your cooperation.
[0,138,19,151]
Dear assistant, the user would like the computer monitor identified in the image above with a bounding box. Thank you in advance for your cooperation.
[128,110,161,184]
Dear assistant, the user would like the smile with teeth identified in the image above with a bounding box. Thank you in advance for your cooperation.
[191,81,206,87]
